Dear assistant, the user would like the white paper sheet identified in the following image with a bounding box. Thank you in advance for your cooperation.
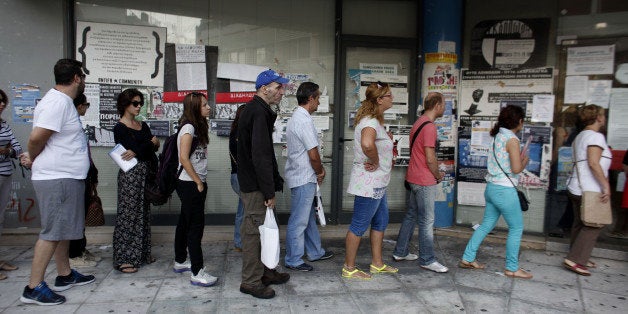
[587,80,612,108]
[217,62,268,81]
[109,144,138,172]
[564,76,588,104]
[230,80,256,92]
[607,88,628,150]
[318,95,329,113]
[531,94,555,122]
[176,63,207,91]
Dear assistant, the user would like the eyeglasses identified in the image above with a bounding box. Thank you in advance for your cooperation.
[130,101,143,107]
[380,94,393,98]
[84,102,90,108]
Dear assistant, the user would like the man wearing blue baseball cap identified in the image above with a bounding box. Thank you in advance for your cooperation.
[237,69,289,299]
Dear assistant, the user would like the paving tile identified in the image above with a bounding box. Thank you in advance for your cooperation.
[508,298,577,314]
[396,270,453,290]
[511,279,582,312]
[76,301,152,313]
[342,272,403,292]
[353,290,425,313]
[284,272,345,295]
[523,263,578,286]
[149,300,216,313]
[288,293,361,313]
[519,249,565,267]
[580,272,628,295]
[414,287,465,312]
[582,289,628,314]
[87,277,162,303]
[0,280,26,308]
[218,295,291,314]
[457,286,509,313]
[454,268,512,293]
[154,273,222,301]
[4,303,80,313]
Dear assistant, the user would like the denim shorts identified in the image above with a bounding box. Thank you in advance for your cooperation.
[348,193,389,236]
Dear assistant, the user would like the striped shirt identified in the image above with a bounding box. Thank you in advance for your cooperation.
[285,106,319,189]
[0,120,23,176]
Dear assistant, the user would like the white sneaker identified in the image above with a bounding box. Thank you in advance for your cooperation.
[83,250,102,262]
[69,256,97,268]
[421,261,449,273]
[393,253,419,261]
[190,267,217,287]
[173,259,191,273]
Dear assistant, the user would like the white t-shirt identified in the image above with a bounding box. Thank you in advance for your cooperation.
[177,123,208,182]
[567,130,612,195]
[32,88,89,180]
[347,117,393,198]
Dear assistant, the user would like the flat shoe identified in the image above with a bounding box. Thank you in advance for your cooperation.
[0,261,18,271]
[459,260,486,269]
[504,269,533,279]
[116,264,138,273]
[563,261,590,276]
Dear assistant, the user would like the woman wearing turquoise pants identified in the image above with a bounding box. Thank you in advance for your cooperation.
[460,105,532,279]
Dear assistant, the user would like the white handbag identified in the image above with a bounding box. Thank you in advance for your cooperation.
[316,184,326,226]
[259,207,280,268]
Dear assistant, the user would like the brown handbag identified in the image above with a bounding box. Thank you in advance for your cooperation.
[85,187,105,227]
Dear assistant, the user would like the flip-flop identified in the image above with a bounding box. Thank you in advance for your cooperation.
[459,260,486,269]
[116,264,138,273]
[370,264,398,274]
[0,272,6,280]
[342,267,371,280]
[0,261,18,271]
[586,260,597,268]
[563,261,590,276]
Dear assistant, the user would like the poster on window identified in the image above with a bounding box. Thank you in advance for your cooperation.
[76,21,166,87]
[359,74,408,114]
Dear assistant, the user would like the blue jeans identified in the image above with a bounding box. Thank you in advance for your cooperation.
[462,183,524,272]
[393,184,436,266]
[348,193,389,237]
[285,183,325,266]
[231,173,244,249]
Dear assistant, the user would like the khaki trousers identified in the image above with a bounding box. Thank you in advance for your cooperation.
[566,192,603,265]
[240,191,268,286]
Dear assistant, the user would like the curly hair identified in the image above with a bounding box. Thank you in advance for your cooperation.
[354,82,390,127]
[116,88,144,117]
[179,92,209,146]
[579,104,604,127]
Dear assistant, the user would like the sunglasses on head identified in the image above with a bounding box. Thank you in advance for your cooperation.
[376,81,389,89]
[130,101,143,107]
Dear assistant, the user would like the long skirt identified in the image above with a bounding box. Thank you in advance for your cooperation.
[113,161,152,268]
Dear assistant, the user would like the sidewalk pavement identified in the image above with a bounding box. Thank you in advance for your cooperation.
[0,225,626,313]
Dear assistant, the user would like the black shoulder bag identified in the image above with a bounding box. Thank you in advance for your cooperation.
[492,140,529,211]
[404,121,432,190]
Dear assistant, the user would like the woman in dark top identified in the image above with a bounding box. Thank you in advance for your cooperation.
[112,88,160,273]
[230,105,245,251]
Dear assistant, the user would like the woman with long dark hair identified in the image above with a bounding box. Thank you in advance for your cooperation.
[112,88,160,273]
[172,92,217,286]
[460,105,532,279]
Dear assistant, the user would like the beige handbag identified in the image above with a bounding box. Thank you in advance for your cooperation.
[573,147,612,227]
[580,191,612,227]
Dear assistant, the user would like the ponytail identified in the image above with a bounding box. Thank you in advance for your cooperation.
[489,121,500,137]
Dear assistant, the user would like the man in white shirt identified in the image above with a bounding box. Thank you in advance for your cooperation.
[20,59,95,306]
[284,82,332,272]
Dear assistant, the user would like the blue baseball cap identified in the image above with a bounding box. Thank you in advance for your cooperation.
[255,69,289,89]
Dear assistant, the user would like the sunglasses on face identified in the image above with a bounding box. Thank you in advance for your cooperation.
[130,101,143,107]
[83,102,90,108]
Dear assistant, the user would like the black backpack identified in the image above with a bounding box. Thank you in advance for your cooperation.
[145,124,198,205]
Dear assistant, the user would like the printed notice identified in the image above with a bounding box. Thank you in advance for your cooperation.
[567,45,615,76]
[564,76,588,104]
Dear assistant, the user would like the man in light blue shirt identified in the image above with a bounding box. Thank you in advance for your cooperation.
[284,82,332,271]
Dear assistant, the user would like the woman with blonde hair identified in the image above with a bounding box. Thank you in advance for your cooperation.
[342,82,396,280]
[564,104,611,276]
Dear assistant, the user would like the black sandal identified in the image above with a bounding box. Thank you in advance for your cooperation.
[116,264,138,273]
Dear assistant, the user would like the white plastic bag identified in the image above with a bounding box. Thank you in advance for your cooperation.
[259,207,280,268]
[315,184,326,226]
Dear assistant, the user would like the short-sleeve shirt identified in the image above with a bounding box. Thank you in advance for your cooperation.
[285,106,319,189]
[486,127,519,187]
[406,115,438,186]
[567,130,611,195]
[177,123,208,182]
[347,117,393,198]
[32,88,89,180]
